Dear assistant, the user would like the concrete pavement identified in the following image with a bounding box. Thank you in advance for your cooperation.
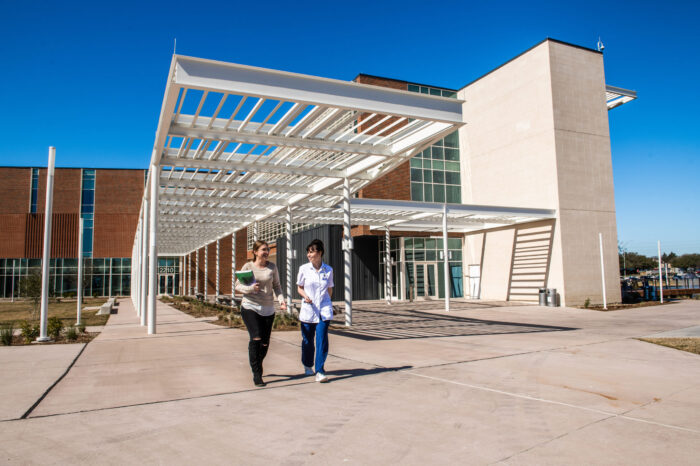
[1,298,699,464]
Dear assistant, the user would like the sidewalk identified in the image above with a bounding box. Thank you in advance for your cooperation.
[1,298,699,464]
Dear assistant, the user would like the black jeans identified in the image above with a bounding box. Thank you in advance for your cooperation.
[241,307,275,378]
[241,307,274,344]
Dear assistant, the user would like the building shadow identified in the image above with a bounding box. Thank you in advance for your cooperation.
[329,306,576,341]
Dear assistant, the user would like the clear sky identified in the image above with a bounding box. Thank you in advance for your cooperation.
[1,0,698,256]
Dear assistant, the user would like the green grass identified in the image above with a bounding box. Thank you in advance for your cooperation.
[0,298,110,327]
[639,338,700,356]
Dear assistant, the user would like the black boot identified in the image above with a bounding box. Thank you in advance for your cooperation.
[248,340,265,387]
[259,342,269,374]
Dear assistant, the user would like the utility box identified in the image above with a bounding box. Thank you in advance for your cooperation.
[546,288,558,307]
[538,288,547,306]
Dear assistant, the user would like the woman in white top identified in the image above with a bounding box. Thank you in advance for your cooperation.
[235,240,287,387]
[296,239,334,383]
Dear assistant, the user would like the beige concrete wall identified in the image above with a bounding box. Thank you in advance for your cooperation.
[458,39,620,306]
[548,41,621,304]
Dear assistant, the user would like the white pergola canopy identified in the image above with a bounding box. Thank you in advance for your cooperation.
[606,85,637,110]
[146,55,465,254]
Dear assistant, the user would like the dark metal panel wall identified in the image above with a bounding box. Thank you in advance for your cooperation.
[277,225,380,302]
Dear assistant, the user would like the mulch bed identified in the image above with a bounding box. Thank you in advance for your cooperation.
[7,332,99,346]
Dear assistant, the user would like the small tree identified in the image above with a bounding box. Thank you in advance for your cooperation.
[19,272,42,320]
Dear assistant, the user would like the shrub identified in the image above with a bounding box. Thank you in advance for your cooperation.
[76,322,86,333]
[48,316,63,340]
[273,312,299,330]
[65,326,78,341]
[0,322,14,346]
[19,320,40,343]
[584,298,591,308]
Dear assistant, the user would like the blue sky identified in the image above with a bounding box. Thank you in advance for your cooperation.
[0,0,698,256]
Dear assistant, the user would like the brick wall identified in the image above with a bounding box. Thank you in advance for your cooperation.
[0,168,31,214]
[93,169,145,258]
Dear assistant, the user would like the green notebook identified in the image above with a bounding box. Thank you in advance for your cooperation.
[235,270,256,286]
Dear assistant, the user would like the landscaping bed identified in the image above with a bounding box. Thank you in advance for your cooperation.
[0,298,109,346]
[639,338,700,356]
[159,295,299,331]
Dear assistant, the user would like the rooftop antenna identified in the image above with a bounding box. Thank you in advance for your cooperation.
[597,37,605,52]
[173,38,177,55]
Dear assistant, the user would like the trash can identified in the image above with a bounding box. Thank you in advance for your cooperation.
[538,288,547,306]
[546,288,558,307]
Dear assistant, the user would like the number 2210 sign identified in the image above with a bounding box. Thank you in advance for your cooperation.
[159,266,176,274]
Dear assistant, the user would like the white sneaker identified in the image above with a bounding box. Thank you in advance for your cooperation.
[304,365,314,376]
[315,372,329,383]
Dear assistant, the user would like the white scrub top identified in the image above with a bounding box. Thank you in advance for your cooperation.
[296,262,334,323]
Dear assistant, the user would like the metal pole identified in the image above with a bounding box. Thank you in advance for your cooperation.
[204,244,208,302]
[385,227,391,305]
[253,221,258,241]
[343,178,352,326]
[185,253,189,296]
[135,222,140,316]
[599,232,607,310]
[658,240,664,303]
[38,147,56,342]
[623,252,626,280]
[443,204,450,312]
[147,164,158,335]
[11,261,15,302]
[232,233,236,299]
[286,206,292,313]
[195,249,199,295]
[216,239,220,298]
[108,258,112,298]
[77,217,84,326]
[140,200,148,327]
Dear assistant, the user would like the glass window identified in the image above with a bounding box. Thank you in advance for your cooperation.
[407,84,419,92]
[411,184,423,201]
[448,238,461,249]
[423,185,433,202]
[433,185,445,202]
[446,186,461,203]
[445,148,459,161]
[410,168,422,182]
[410,158,422,168]
[431,147,444,160]
[445,172,460,185]
[433,171,444,184]
[423,170,432,183]
[404,238,413,248]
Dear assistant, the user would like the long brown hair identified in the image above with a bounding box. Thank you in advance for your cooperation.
[252,240,269,261]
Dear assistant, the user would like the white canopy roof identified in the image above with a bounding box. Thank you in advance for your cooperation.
[606,85,637,110]
[146,55,465,254]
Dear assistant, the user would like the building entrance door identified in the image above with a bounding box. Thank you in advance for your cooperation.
[414,262,438,299]
[159,274,175,295]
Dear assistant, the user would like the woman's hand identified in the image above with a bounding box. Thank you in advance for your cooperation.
[303,296,312,304]
[280,301,287,311]
[252,283,260,293]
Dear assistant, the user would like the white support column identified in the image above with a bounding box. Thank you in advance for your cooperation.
[658,240,664,303]
[443,204,450,313]
[400,238,407,302]
[195,249,200,295]
[216,239,220,298]
[11,261,15,302]
[147,164,158,335]
[204,244,208,302]
[140,200,148,327]
[599,232,607,310]
[38,147,56,342]
[385,227,391,305]
[286,206,293,313]
[108,258,113,298]
[343,178,353,326]
[253,221,259,241]
[185,253,189,296]
[76,217,84,326]
[135,222,140,316]
[231,233,236,299]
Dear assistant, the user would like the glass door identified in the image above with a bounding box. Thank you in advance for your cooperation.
[413,263,438,299]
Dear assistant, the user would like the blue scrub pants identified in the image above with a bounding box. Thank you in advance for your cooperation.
[301,319,330,374]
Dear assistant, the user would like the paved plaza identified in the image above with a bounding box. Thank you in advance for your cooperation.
[1,298,699,464]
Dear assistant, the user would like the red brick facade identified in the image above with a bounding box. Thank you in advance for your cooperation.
[0,167,146,259]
